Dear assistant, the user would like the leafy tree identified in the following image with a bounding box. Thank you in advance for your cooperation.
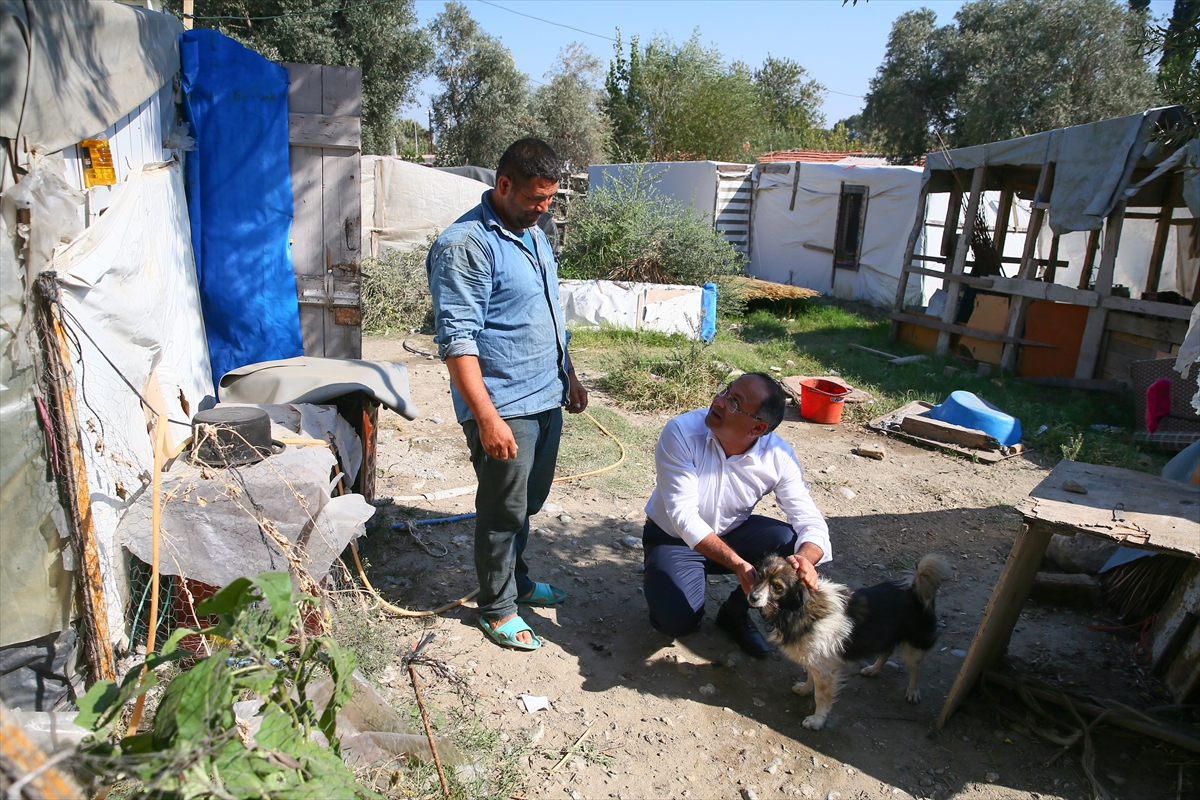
[428,2,533,167]
[604,33,840,161]
[604,32,761,162]
[753,55,826,146]
[1147,0,1199,143]
[530,44,612,173]
[863,0,1161,163]
[168,0,431,156]
[861,8,962,163]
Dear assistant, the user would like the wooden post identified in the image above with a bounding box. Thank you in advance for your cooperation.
[182,0,193,29]
[937,521,1055,729]
[1077,228,1101,289]
[34,275,116,686]
[889,180,932,342]
[1042,233,1061,283]
[1074,201,1127,379]
[936,166,986,356]
[1144,174,1181,296]
[993,174,1014,262]
[941,185,964,261]
[999,162,1055,371]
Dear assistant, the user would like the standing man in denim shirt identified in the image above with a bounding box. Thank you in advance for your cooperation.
[426,138,587,650]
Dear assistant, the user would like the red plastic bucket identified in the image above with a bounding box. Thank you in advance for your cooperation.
[799,379,849,424]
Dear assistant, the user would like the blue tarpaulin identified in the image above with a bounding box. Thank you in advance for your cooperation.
[181,30,303,390]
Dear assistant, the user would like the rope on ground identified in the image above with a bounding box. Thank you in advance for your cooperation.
[348,539,479,618]
[553,409,626,482]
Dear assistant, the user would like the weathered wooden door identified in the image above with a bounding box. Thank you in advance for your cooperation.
[284,63,362,359]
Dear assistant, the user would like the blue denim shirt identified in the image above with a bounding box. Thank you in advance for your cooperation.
[426,191,570,424]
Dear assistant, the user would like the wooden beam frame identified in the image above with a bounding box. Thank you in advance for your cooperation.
[889,180,932,341]
[1000,162,1055,371]
[1074,201,1127,379]
[1144,174,1181,295]
[1077,228,1100,290]
[936,166,987,356]
[890,311,1055,347]
[993,174,1015,258]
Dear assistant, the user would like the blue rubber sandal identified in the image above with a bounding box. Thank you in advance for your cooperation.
[478,615,541,651]
[517,582,568,607]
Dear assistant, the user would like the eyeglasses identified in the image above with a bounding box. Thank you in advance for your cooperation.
[715,383,764,422]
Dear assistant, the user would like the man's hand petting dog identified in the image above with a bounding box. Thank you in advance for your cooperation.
[785,554,819,591]
[733,560,757,594]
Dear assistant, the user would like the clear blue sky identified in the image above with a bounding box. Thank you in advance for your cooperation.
[403,0,1176,127]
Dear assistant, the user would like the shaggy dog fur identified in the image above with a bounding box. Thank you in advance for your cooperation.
[747,554,952,730]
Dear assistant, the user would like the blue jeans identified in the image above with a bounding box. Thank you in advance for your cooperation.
[462,408,562,621]
[643,515,798,638]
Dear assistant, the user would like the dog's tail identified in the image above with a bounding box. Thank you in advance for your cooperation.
[907,554,952,607]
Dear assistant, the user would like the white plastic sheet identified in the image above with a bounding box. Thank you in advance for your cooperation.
[559,279,705,338]
[48,161,213,638]
[749,162,927,308]
[114,444,373,590]
[360,156,487,254]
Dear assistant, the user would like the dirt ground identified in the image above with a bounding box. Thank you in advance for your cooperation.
[354,334,1193,800]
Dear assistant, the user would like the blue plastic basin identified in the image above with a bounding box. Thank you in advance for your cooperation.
[927,391,1022,447]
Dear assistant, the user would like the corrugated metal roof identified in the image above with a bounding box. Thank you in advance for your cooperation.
[757,149,896,165]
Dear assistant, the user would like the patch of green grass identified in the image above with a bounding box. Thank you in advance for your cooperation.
[599,336,730,414]
[566,299,1166,474]
[557,405,661,498]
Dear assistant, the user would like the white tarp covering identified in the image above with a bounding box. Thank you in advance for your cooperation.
[588,161,719,221]
[559,279,705,338]
[360,156,487,254]
[0,0,182,167]
[749,162,929,308]
[49,161,213,639]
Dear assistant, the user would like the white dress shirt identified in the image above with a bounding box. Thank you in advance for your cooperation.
[644,409,832,563]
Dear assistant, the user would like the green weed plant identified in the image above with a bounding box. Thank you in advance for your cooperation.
[76,572,377,799]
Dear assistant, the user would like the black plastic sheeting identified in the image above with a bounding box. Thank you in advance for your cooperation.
[0,627,77,711]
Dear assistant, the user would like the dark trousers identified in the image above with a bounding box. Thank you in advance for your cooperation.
[643,515,797,638]
[462,408,562,621]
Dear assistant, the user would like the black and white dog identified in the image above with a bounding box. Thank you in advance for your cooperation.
[747,554,951,730]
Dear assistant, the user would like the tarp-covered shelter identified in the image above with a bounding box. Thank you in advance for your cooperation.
[749,162,933,308]
[1,0,188,705]
[361,156,490,256]
[892,108,1198,385]
[0,3,392,711]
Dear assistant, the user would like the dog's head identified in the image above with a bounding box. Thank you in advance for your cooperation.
[747,555,807,620]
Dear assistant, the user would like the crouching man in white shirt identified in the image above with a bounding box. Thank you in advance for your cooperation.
[642,373,831,658]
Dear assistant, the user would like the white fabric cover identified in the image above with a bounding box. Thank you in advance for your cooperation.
[559,279,705,339]
[749,162,928,308]
[588,161,719,221]
[360,156,488,254]
[49,161,213,639]
[0,0,182,161]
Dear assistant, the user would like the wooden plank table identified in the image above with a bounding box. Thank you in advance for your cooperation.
[936,460,1200,729]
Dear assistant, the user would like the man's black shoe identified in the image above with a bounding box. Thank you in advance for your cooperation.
[715,609,770,659]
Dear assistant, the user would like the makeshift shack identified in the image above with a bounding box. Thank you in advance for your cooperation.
[591,156,1042,310]
[0,3,412,711]
[360,156,490,256]
[890,107,1198,389]
[750,161,936,308]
